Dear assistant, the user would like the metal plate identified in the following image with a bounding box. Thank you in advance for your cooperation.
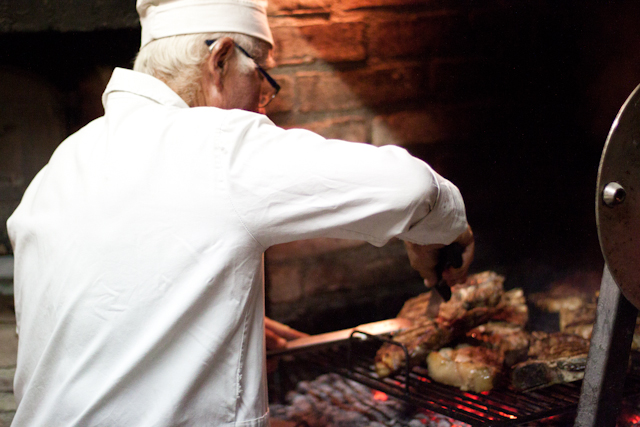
[597,83,640,309]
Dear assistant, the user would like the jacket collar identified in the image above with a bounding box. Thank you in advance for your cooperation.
[102,67,190,110]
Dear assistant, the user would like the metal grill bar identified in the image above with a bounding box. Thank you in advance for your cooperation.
[295,334,640,426]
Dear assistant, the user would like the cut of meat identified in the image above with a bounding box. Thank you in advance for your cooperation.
[466,321,530,367]
[527,331,589,359]
[488,288,529,327]
[374,271,505,377]
[510,356,587,391]
[396,290,433,320]
[374,318,450,378]
[559,301,597,341]
[559,298,640,351]
[373,271,615,391]
[427,344,503,392]
[437,271,505,326]
[510,331,590,390]
[559,301,596,331]
[529,283,595,313]
[563,324,594,341]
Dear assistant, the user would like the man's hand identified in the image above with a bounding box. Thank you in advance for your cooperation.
[404,225,474,288]
[265,317,308,373]
[265,317,308,351]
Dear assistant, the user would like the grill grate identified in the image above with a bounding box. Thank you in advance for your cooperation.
[290,333,640,426]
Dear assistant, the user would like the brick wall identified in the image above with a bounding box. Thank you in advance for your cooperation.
[2,1,640,332]
[259,1,640,331]
[262,0,509,330]
[265,0,481,142]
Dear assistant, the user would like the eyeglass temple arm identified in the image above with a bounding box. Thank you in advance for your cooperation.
[206,39,280,94]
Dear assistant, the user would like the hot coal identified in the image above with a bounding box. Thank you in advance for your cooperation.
[269,373,469,427]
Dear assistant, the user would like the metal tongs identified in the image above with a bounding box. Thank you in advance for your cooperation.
[267,318,413,357]
[425,242,465,318]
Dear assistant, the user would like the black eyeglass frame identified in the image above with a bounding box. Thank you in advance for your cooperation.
[205,39,281,107]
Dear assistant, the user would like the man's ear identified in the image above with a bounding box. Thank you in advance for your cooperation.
[205,37,236,88]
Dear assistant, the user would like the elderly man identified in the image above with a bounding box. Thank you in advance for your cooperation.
[7,0,473,425]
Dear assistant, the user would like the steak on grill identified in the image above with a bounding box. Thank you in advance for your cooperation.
[427,344,504,392]
[559,296,640,351]
[487,288,529,327]
[510,331,590,391]
[374,271,505,378]
[529,282,595,313]
[465,321,530,367]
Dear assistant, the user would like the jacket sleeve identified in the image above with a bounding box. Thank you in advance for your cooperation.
[221,112,468,249]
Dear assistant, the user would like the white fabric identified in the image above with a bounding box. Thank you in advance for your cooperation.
[7,67,467,427]
[137,0,274,48]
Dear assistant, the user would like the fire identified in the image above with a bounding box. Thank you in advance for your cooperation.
[622,414,640,425]
[497,412,518,420]
[453,403,493,420]
[462,392,481,400]
[372,390,388,401]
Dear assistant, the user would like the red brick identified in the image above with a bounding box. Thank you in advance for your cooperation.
[373,106,495,146]
[293,116,368,142]
[296,64,428,112]
[353,254,414,291]
[267,239,366,262]
[272,22,366,65]
[338,0,431,10]
[372,110,441,146]
[301,239,416,296]
[266,262,304,303]
[267,0,331,16]
[368,13,470,59]
[303,260,349,295]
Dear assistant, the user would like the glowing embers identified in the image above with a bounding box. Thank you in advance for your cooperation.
[270,372,468,426]
[619,408,640,427]
[461,392,517,420]
[402,367,521,422]
[372,390,388,401]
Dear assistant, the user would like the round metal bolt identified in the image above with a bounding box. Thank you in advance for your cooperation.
[602,182,626,207]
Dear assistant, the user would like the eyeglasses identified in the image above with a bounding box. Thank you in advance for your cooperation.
[206,39,281,108]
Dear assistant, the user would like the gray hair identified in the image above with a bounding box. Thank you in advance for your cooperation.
[133,33,270,106]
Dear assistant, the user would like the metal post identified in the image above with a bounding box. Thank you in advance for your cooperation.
[574,265,638,427]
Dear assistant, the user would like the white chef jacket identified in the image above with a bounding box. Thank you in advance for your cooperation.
[7,67,468,427]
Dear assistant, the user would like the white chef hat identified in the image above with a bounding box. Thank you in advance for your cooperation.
[136,0,274,48]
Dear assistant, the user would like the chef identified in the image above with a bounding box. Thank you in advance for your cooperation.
[6,0,474,425]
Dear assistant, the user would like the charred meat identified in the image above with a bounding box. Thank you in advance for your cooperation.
[427,344,503,393]
[374,271,505,377]
[510,331,590,391]
[488,288,529,327]
[466,321,530,367]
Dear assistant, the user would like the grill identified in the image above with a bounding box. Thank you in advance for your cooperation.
[272,332,640,426]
